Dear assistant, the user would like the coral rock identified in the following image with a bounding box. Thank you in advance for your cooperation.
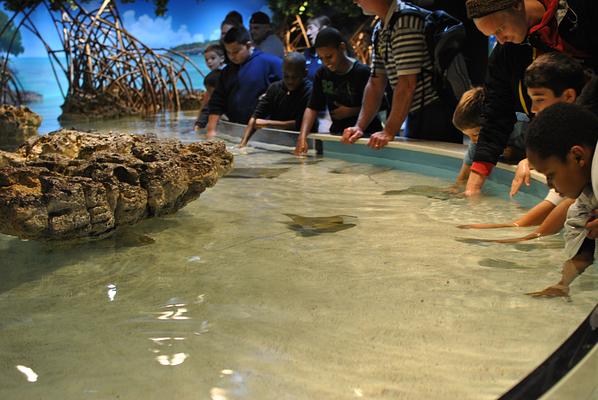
[0,104,42,151]
[0,130,233,240]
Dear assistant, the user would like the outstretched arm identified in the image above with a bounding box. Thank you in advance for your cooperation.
[527,249,593,297]
[294,108,318,156]
[255,119,296,130]
[239,117,258,148]
[342,74,387,144]
[367,74,417,150]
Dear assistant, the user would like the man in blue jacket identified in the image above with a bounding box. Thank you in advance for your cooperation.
[207,26,282,138]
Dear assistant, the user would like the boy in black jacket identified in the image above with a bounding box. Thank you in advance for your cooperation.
[239,53,313,148]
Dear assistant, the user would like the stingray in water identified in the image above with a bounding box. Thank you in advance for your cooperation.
[329,164,393,175]
[383,185,458,201]
[275,157,322,166]
[478,258,524,270]
[224,167,290,179]
[283,213,357,236]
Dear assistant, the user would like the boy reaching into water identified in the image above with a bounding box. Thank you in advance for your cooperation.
[452,86,527,188]
[457,53,588,242]
[525,103,598,297]
[239,52,312,148]
[294,27,382,155]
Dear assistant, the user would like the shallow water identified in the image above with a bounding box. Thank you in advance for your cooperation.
[1,114,596,399]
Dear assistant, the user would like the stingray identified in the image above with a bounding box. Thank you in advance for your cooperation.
[282,213,357,236]
[383,185,456,200]
[275,157,322,166]
[329,164,393,175]
[224,167,290,179]
[478,258,524,270]
[111,231,155,249]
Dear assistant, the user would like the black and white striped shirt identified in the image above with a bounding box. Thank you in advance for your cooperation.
[371,1,438,112]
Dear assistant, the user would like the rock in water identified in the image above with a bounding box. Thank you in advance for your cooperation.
[0,105,41,151]
[0,130,233,240]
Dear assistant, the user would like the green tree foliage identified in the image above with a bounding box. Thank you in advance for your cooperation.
[0,10,24,55]
[267,0,363,25]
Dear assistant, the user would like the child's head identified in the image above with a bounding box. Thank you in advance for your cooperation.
[306,15,331,46]
[282,52,307,92]
[525,52,586,114]
[222,26,252,65]
[314,27,348,73]
[526,103,598,198]
[204,44,225,71]
[452,86,485,143]
[249,12,272,44]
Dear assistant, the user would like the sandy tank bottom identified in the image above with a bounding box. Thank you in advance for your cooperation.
[0,116,596,399]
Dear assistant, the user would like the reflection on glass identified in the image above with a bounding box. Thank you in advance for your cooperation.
[155,352,188,366]
[157,304,190,320]
[107,284,117,301]
[16,365,38,382]
[210,387,228,400]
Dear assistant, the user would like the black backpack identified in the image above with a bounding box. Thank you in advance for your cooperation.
[373,1,472,107]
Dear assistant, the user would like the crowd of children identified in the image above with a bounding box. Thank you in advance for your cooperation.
[195,1,598,298]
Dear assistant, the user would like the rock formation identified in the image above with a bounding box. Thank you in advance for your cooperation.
[0,105,42,151]
[0,130,233,240]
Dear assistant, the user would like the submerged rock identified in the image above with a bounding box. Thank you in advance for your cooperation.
[0,105,42,151]
[0,130,233,240]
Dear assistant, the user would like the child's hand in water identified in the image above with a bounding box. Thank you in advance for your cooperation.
[526,284,569,298]
[510,158,530,197]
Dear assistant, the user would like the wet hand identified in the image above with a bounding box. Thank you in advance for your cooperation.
[206,129,218,139]
[526,284,569,298]
[294,138,308,156]
[341,126,363,144]
[367,131,393,150]
[586,209,598,239]
[510,158,530,197]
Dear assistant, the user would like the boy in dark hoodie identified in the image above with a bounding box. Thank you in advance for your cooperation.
[207,26,282,138]
[239,52,313,147]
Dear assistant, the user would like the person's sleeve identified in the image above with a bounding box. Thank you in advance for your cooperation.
[390,15,426,76]
[208,70,227,115]
[471,44,518,174]
[544,189,566,206]
[370,23,387,78]
[307,70,326,111]
[253,84,276,119]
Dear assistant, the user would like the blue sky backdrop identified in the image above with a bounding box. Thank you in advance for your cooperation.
[5,0,269,57]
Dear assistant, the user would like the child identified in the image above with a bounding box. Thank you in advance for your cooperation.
[194,44,226,130]
[207,26,282,138]
[294,27,382,155]
[452,86,527,188]
[525,103,598,297]
[457,53,588,242]
[239,52,312,148]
